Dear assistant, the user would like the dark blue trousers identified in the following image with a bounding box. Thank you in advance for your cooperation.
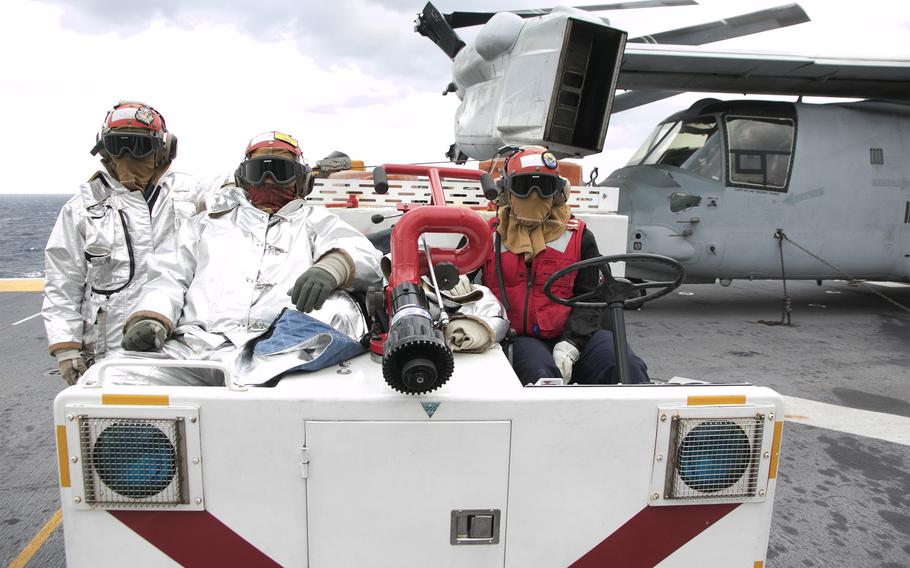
[510,330,650,386]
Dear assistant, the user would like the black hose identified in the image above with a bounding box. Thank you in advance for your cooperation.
[494,231,510,313]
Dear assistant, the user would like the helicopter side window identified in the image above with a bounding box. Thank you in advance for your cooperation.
[725,116,795,191]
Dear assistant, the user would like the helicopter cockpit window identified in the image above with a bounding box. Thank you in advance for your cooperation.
[627,121,676,165]
[724,116,795,191]
[628,119,720,176]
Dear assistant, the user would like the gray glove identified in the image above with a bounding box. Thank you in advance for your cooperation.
[54,349,87,386]
[121,319,168,351]
[289,266,338,313]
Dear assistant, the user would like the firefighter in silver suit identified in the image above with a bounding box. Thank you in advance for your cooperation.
[118,131,383,386]
[42,101,216,385]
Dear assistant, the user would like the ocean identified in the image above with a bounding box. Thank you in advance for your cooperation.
[0,194,71,278]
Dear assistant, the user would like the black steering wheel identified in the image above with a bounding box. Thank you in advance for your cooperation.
[543,253,685,310]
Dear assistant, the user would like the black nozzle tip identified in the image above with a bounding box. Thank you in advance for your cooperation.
[371,213,385,224]
[401,357,438,391]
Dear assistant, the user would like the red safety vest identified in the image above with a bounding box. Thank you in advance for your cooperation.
[483,218,584,338]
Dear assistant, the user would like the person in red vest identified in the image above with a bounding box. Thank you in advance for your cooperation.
[481,147,649,385]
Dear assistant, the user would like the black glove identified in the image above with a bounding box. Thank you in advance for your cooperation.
[288,266,338,313]
[121,319,168,351]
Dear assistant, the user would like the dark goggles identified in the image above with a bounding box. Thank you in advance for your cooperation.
[508,174,562,198]
[236,156,303,186]
[101,133,162,158]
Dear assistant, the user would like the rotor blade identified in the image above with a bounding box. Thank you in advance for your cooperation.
[628,3,810,46]
[416,2,466,59]
[612,89,681,112]
[617,45,910,100]
[446,0,697,29]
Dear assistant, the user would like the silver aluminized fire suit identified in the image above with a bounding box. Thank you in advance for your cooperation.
[42,170,216,361]
[121,185,383,385]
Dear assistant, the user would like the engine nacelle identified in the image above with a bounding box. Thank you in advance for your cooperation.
[452,7,627,160]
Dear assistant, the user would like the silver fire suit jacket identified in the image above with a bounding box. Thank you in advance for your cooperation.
[42,170,216,360]
[133,185,383,349]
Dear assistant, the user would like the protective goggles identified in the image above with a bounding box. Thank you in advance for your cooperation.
[100,133,162,158]
[508,174,562,198]
[236,156,302,186]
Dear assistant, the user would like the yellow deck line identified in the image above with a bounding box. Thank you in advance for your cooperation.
[7,508,62,568]
[0,279,44,292]
[102,394,170,406]
[687,394,747,406]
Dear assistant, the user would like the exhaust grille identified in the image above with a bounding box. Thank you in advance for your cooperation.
[650,405,776,506]
[666,417,763,500]
[79,417,187,507]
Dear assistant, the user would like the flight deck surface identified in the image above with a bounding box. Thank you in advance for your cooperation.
[1,279,908,567]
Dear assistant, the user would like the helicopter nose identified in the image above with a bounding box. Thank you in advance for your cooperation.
[611,166,680,221]
[629,225,698,261]
[608,166,697,261]
[606,165,681,192]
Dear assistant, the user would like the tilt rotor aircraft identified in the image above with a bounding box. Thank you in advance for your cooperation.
[418,0,910,285]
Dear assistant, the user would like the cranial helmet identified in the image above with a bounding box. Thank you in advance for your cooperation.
[498,146,566,203]
[90,101,177,164]
[235,131,314,197]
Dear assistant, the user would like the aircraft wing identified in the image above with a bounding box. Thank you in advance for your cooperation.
[616,44,910,105]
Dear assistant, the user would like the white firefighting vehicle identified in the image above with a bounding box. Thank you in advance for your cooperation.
[53,166,784,567]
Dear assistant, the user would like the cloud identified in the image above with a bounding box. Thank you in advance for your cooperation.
[0,2,462,194]
[34,0,466,87]
[36,0,910,94]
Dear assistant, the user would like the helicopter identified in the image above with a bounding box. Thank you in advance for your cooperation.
[416,1,910,285]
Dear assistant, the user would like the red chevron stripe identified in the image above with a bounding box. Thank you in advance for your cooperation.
[111,510,280,567]
[570,503,740,568]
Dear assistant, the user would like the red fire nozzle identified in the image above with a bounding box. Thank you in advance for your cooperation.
[381,164,492,288]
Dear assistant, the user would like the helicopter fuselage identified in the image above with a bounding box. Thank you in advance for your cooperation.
[611,99,910,284]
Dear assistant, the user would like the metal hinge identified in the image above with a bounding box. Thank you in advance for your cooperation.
[300,446,310,479]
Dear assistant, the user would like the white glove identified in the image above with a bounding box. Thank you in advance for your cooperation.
[552,341,580,384]
[444,316,494,353]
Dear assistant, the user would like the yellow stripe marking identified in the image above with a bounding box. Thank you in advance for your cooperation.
[102,394,170,406]
[768,421,784,479]
[7,508,62,568]
[687,395,746,406]
[754,562,764,568]
[0,278,44,292]
[56,425,70,488]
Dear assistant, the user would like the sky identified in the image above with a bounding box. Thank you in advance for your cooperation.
[1,0,908,194]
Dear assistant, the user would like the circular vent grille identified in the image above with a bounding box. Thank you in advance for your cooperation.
[677,420,750,493]
[92,422,177,498]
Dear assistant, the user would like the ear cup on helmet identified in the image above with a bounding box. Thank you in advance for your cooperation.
[233,164,245,189]
[552,177,569,206]
[165,133,178,161]
[90,132,103,156]
[297,165,315,197]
